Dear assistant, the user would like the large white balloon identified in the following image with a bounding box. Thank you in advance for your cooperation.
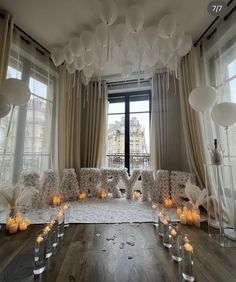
[83,50,95,66]
[76,56,85,71]
[126,5,144,34]
[189,86,217,112]
[83,64,95,78]
[69,37,83,57]
[144,26,158,48]
[158,14,176,39]
[80,30,94,51]
[211,102,236,127]
[63,45,74,64]
[99,0,117,26]
[66,61,77,74]
[51,47,64,67]
[95,23,108,47]
[176,34,192,57]
[144,48,158,68]
[113,23,128,47]
[0,78,31,106]
[0,95,11,118]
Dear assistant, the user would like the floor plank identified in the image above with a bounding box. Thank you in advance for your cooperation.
[0,223,236,282]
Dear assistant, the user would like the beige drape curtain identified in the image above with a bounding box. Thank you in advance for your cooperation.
[58,65,82,177]
[151,72,168,171]
[179,47,206,187]
[0,10,14,82]
[80,81,107,168]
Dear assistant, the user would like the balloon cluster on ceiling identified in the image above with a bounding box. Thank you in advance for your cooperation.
[51,0,193,83]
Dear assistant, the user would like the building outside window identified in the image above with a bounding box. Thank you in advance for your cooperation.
[106,90,151,173]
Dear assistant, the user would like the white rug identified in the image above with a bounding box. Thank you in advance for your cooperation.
[0,197,206,224]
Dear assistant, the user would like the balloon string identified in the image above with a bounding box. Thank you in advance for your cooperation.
[107,29,110,62]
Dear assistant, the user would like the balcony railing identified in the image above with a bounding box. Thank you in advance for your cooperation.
[106,153,150,170]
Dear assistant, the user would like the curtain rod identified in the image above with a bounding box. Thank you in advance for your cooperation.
[14,24,51,55]
[194,0,235,47]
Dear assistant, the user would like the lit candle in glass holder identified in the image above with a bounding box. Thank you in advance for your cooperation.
[19,221,28,231]
[63,203,71,228]
[180,213,187,225]
[181,240,194,282]
[49,216,59,247]
[170,223,182,262]
[33,232,46,275]
[187,210,193,225]
[133,191,141,201]
[43,225,53,258]
[164,198,173,208]
[6,217,15,230]
[158,210,165,237]
[15,211,22,224]
[57,210,65,238]
[100,190,108,199]
[52,195,62,206]
[8,222,18,234]
[192,209,200,228]
[78,191,86,201]
[163,216,172,248]
[176,207,182,217]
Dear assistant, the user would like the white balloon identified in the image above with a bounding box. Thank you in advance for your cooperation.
[171,29,185,51]
[76,56,85,71]
[113,23,128,47]
[83,64,95,78]
[144,48,158,68]
[99,0,117,26]
[126,5,144,34]
[122,62,133,77]
[69,37,83,56]
[80,30,94,51]
[83,50,95,66]
[66,61,77,74]
[0,78,31,106]
[211,102,236,127]
[0,95,11,118]
[63,45,74,64]
[189,86,217,112]
[51,47,64,67]
[158,14,176,39]
[144,26,158,48]
[95,23,108,47]
[176,34,192,57]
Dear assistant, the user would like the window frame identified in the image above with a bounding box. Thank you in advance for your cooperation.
[107,90,151,173]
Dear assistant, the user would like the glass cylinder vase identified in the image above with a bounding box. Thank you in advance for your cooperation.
[181,240,194,282]
[33,232,46,275]
[170,223,182,262]
[57,210,64,238]
[158,210,165,237]
[163,216,172,248]
[49,217,59,247]
[43,225,53,258]
[63,203,71,228]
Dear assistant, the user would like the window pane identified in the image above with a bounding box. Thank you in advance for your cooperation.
[29,77,48,100]
[130,95,149,112]
[7,66,22,79]
[228,60,236,80]
[108,98,125,114]
[23,94,52,173]
[130,113,150,171]
[107,114,125,168]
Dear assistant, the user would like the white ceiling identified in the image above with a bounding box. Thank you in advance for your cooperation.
[0,0,213,51]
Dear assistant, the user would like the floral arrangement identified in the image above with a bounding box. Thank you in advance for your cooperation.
[60,168,79,200]
[156,170,170,203]
[101,168,121,198]
[120,169,140,199]
[141,170,155,201]
[170,171,196,203]
[39,169,59,207]
[79,168,100,197]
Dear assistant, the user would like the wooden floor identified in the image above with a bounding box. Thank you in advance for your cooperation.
[0,223,236,282]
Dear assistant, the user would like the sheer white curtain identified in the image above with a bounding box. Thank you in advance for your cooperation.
[0,28,58,185]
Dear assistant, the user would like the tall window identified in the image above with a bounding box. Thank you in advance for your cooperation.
[0,43,57,185]
[106,91,151,173]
